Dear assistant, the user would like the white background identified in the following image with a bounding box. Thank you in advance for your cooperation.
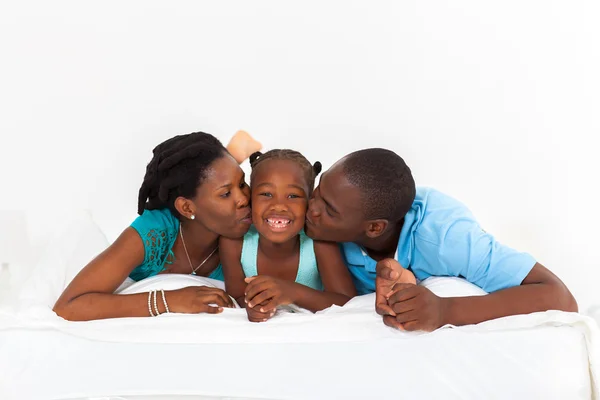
[0,1,598,311]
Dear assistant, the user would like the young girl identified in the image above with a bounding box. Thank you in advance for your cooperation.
[220,149,357,322]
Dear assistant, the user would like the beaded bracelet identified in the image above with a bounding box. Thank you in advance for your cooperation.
[160,289,170,314]
[153,290,160,316]
[147,291,155,317]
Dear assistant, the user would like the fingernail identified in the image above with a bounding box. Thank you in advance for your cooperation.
[248,303,253,308]
[260,308,265,312]
[390,271,399,279]
[244,298,247,302]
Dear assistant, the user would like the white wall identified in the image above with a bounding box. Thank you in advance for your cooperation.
[1,1,598,311]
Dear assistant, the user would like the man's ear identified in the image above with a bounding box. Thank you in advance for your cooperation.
[174,196,197,220]
[365,219,389,239]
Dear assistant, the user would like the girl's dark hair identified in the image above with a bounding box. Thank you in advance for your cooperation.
[137,132,227,217]
[249,149,322,194]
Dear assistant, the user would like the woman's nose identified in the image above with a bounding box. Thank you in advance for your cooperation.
[236,191,249,208]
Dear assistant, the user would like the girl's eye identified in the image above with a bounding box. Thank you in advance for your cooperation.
[259,192,272,197]
[221,191,231,198]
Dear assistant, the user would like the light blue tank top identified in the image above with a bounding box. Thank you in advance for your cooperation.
[129,208,224,282]
[240,225,323,291]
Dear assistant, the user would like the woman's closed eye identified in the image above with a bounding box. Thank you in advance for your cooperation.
[220,191,231,198]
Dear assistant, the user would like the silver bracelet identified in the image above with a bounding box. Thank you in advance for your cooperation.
[160,289,170,314]
[147,291,155,317]
[153,290,160,316]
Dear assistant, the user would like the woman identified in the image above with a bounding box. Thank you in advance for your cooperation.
[53,130,261,321]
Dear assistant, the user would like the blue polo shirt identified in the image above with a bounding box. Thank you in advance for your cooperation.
[342,187,537,295]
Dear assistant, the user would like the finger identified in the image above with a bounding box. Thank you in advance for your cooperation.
[248,314,264,323]
[198,288,234,308]
[248,289,275,309]
[200,305,223,314]
[245,282,273,303]
[383,315,405,330]
[375,301,397,317]
[244,276,258,283]
[401,320,421,331]
[377,265,399,281]
[376,259,400,280]
[391,297,418,315]
[391,282,418,293]
[398,269,417,285]
[394,310,419,324]
[258,299,278,313]
[202,293,230,308]
[387,285,420,303]
[215,290,234,308]
[246,308,269,322]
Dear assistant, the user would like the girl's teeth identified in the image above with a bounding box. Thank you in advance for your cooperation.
[267,218,291,226]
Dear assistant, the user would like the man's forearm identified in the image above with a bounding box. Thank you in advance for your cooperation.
[443,282,578,326]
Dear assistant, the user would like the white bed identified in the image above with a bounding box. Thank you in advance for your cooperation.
[0,212,598,400]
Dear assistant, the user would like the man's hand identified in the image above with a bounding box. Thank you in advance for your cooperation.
[382,284,449,331]
[244,276,295,313]
[375,258,417,318]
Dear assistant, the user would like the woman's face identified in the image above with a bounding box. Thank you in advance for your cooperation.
[193,154,252,238]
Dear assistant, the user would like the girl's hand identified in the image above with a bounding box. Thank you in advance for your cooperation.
[245,302,276,323]
[244,276,296,313]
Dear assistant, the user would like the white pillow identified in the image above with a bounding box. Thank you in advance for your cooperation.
[18,210,109,310]
[118,274,241,309]
[420,276,488,297]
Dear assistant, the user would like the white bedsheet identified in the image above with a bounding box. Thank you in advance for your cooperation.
[1,212,598,399]
[1,274,598,399]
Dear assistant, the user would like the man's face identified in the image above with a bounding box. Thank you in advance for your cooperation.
[305,161,366,243]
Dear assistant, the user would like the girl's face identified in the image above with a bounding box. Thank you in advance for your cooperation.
[250,159,309,244]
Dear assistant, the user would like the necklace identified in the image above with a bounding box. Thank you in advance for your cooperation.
[179,224,218,275]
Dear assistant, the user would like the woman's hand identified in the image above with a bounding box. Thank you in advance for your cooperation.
[168,286,235,314]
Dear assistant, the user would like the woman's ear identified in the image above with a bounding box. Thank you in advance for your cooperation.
[174,196,197,220]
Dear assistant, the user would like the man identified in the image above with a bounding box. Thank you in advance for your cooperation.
[305,148,577,331]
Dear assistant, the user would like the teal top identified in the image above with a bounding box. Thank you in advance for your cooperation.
[129,208,224,281]
[240,225,323,290]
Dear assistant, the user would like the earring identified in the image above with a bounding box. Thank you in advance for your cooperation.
[190,215,195,220]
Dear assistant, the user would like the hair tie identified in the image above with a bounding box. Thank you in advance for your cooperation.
[313,161,322,176]
[249,151,263,164]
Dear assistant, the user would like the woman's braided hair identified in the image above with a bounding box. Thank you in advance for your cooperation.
[249,149,322,195]
[137,132,227,217]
